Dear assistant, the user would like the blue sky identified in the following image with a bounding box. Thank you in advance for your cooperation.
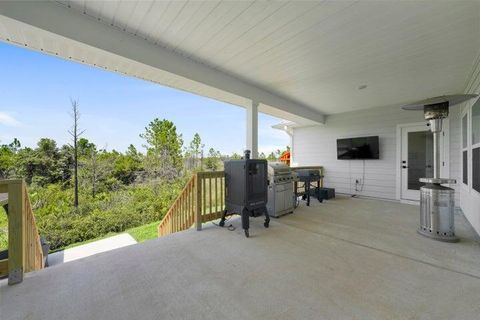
[0,42,289,155]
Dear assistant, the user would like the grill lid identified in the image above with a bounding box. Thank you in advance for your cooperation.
[268,162,292,176]
[296,169,321,178]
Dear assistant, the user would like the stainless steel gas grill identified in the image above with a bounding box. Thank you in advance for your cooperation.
[266,162,295,217]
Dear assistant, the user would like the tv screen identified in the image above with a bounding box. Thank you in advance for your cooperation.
[337,136,379,160]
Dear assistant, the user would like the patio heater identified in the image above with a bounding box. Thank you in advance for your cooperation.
[402,94,477,242]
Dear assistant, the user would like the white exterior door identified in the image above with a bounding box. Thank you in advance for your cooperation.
[400,123,448,201]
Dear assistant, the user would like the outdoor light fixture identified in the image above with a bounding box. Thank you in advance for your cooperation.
[402,94,477,242]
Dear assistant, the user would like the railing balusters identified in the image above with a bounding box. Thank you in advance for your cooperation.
[181,192,184,230]
[220,176,224,214]
[208,177,212,214]
[181,193,184,230]
[184,188,187,229]
[175,202,178,233]
[178,195,181,232]
[172,203,176,233]
[184,184,188,228]
[214,177,218,214]
[195,174,201,231]
[202,176,206,217]
[176,201,179,232]
[158,171,227,237]
[190,182,194,226]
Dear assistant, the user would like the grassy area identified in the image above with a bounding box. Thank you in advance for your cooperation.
[0,207,7,251]
[1,213,161,253]
[50,221,160,253]
[126,221,159,242]
[53,231,119,252]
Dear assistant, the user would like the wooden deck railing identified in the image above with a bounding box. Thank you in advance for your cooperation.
[0,179,44,285]
[157,166,324,238]
[158,171,225,237]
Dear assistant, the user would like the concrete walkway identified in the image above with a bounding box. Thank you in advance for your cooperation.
[48,234,137,266]
[1,196,480,320]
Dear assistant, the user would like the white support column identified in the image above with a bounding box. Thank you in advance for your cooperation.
[246,101,259,159]
[284,125,294,166]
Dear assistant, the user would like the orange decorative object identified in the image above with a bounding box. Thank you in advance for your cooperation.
[279,151,290,166]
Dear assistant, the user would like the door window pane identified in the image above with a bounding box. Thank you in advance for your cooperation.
[463,150,468,185]
[408,131,433,190]
[474,148,480,193]
[473,99,480,145]
[462,113,468,148]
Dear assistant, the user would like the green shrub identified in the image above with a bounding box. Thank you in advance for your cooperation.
[30,177,186,250]
[0,207,7,250]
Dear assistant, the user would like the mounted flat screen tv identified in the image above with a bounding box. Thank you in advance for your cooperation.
[337,136,379,160]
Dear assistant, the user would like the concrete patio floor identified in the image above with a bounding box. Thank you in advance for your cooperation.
[1,196,480,320]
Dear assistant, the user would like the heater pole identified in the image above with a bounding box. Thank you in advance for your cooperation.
[433,131,441,179]
[429,118,442,179]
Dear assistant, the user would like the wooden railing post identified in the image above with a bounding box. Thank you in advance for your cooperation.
[7,180,26,285]
[195,173,202,231]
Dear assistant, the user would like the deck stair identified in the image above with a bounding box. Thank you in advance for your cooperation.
[0,179,44,285]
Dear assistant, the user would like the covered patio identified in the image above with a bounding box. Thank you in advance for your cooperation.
[1,1,480,319]
[2,197,480,320]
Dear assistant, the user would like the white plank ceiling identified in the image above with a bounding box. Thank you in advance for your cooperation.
[1,0,479,119]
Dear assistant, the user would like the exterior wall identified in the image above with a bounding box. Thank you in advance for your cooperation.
[460,54,480,235]
[292,104,461,205]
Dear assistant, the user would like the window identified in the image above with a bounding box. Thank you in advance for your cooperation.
[473,100,480,193]
[473,99,480,145]
[462,113,468,185]
[474,148,480,193]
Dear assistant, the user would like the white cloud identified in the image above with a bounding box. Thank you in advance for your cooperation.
[0,112,20,127]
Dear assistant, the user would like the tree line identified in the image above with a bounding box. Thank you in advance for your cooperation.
[0,102,288,250]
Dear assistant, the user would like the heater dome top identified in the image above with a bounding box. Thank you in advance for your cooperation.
[401,94,478,110]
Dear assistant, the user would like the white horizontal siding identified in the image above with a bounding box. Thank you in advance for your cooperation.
[292,104,461,205]
[460,51,480,236]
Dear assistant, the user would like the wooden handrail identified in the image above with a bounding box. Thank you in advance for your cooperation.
[158,171,225,237]
[0,179,44,284]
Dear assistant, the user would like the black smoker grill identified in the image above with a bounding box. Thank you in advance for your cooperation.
[220,150,270,237]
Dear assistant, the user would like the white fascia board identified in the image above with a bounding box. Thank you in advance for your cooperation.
[271,120,321,131]
[0,1,325,124]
